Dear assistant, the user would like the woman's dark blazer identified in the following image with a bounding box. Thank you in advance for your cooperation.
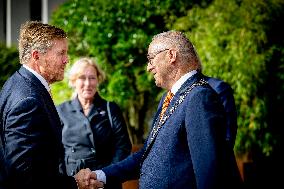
[0,66,77,189]
[56,94,132,171]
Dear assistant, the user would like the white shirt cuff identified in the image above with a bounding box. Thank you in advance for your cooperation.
[93,170,106,184]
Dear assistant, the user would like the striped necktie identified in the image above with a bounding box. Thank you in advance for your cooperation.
[160,91,174,118]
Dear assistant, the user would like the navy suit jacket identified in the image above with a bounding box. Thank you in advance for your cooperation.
[102,73,242,189]
[204,75,238,147]
[0,66,77,189]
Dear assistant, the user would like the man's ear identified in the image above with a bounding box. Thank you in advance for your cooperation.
[31,50,39,60]
[168,48,177,64]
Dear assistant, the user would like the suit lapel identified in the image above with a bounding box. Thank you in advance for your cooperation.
[160,73,199,122]
[71,97,96,147]
[142,74,208,163]
[18,66,63,144]
[146,73,206,148]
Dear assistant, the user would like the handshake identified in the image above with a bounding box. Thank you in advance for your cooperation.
[74,168,104,189]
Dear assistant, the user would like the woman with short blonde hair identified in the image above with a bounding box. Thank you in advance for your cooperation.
[56,57,132,189]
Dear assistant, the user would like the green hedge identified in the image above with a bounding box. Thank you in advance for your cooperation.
[0,43,20,89]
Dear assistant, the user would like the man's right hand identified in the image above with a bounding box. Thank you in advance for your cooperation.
[74,168,104,189]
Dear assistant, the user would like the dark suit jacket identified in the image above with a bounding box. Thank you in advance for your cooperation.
[0,66,77,189]
[204,75,238,147]
[102,72,242,189]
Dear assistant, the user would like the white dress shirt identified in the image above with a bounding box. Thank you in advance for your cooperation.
[23,64,51,95]
[170,70,197,94]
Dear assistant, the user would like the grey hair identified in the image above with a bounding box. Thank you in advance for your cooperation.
[151,30,202,70]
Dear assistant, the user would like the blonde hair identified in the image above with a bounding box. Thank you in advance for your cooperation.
[18,21,67,64]
[68,57,106,88]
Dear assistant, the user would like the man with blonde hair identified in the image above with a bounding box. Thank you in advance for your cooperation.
[0,21,102,189]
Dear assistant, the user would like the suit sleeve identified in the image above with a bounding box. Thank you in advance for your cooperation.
[206,77,238,146]
[217,83,238,145]
[3,97,77,189]
[185,87,227,189]
[102,143,146,183]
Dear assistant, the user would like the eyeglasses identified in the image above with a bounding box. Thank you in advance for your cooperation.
[147,49,169,65]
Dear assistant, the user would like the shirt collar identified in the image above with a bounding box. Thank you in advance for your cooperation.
[23,64,51,92]
[171,70,197,94]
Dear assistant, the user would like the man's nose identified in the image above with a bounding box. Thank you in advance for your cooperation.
[63,56,69,65]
